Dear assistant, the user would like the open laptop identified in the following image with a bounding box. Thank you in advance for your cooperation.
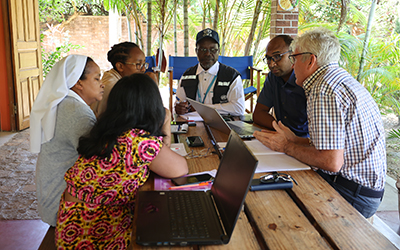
[135,131,258,246]
[186,98,261,139]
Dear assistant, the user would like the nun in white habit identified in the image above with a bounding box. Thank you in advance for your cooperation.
[30,54,104,226]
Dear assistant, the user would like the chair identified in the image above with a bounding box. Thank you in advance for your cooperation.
[145,56,157,73]
[218,56,261,113]
[168,56,199,114]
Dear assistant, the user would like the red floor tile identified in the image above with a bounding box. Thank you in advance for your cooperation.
[376,211,400,235]
[0,220,49,250]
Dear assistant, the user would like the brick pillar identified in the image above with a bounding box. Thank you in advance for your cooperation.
[270,0,299,38]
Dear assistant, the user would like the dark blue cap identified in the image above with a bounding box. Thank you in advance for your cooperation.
[196,28,219,45]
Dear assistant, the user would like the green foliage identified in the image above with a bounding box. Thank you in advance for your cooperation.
[39,0,107,23]
[396,18,400,34]
[388,128,400,139]
[337,32,400,116]
[41,34,83,78]
[299,0,400,117]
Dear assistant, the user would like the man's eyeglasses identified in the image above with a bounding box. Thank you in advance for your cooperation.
[288,52,315,64]
[260,172,298,185]
[196,48,219,54]
[263,51,290,64]
[124,62,149,70]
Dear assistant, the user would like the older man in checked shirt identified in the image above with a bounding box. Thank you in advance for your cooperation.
[254,27,386,218]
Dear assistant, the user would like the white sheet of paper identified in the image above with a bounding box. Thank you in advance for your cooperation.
[244,139,284,155]
[180,111,203,121]
[170,143,187,156]
[254,154,310,173]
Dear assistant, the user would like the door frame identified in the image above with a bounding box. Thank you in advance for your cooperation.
[0,0,16,131]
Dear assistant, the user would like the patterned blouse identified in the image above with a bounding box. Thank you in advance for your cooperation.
[55,129,163,250]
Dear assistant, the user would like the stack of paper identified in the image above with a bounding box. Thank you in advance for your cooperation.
[179,111,203,121]
[218,140,310,173]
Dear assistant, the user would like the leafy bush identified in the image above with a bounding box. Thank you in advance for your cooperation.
[39,0,107,23]
[40,24,83,78]
[41,34,83,78]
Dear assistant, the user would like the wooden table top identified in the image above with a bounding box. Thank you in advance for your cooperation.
[130,121,396,250]
[39,121,396,250]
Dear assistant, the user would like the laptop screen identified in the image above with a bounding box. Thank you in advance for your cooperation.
[187,98,232,134]
[210,131,258,237]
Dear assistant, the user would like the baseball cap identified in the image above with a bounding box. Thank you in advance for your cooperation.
[196,28,219,45]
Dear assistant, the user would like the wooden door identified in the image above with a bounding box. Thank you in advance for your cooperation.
[7,0,42,130]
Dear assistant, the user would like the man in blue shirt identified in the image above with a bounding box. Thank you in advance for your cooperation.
[253,35,308,137]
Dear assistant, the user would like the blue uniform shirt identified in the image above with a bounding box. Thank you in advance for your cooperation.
[257,71,309,137]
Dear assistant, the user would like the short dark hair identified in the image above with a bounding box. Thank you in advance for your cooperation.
[79,57,94,80]
[273,35,294,48]
[78,74,165,158]
[107,42,139,70]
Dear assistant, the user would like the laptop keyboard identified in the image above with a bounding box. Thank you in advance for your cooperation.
[168,191,210,239]
[228,124,255,138]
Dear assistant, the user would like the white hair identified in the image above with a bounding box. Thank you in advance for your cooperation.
[291,27,340,66]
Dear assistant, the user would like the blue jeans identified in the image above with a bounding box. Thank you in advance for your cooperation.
[318,172,383,218]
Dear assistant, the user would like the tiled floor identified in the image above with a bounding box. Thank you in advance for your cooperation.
[0,220,49,250]
[0,129,400,249]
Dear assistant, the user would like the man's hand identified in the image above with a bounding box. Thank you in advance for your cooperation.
[175,100,190,115]
[253,121,296,153]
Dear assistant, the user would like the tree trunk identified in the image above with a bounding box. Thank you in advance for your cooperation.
[126,11,132,42]
[201,0,206,29]
[174,0,178,55]
[244,0,262,56]
[337,0,349,33]
[357,0,377,81]
[213,0,220,31]
[147,1,152,56]
[253,8,270,59]
[184,0,189,56]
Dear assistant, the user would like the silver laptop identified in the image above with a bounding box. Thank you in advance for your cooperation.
[187,98,261,139]
[135,131,258,246]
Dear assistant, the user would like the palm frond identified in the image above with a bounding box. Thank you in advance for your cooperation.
[388,128,400,140]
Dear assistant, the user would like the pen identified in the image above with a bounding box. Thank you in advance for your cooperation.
[176,96,191,109]
[168,181,213,190]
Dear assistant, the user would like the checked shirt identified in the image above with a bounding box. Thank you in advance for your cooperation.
[303,63,386,190]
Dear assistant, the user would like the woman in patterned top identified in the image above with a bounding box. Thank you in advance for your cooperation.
[55,74,188,249]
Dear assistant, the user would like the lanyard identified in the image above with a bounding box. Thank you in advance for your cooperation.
[197,74,217,104]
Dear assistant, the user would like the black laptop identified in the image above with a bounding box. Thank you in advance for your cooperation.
[187,98,261,139]
[135,131,258,246]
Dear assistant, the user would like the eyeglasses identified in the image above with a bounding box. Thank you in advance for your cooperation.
[124,62,149,70]
[288,52,315,64]
[260,172,298,185]
[263,51,290,64]
[184,148,212,159]
[196,48,219,54]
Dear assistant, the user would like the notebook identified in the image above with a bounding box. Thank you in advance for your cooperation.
[187,98,261,139]
[135,131,258,246]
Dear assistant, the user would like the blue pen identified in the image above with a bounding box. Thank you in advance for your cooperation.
[176,96,191,110]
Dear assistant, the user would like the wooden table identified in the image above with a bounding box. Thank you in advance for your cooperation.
[39,121,397,250]
[130,121,396,250]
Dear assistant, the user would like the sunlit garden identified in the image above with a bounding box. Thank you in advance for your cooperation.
[39,0,400,177]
